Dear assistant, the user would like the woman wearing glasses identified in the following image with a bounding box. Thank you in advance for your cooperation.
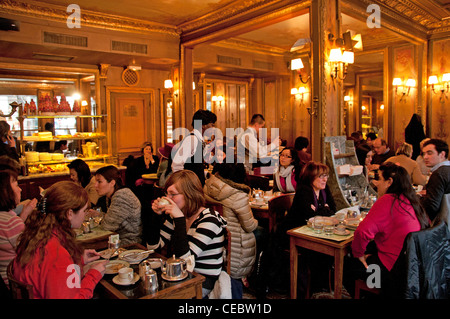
[150,170,227,298]
[264,161,336,296]
[273,147,301,193]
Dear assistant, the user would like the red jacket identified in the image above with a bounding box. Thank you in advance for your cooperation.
[13,232,102,299]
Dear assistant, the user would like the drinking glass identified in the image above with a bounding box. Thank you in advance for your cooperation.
[313,217,324,234]
[107,240,120,260]
[324,225,334,236]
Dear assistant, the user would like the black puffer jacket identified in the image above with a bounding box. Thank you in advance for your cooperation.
[391,222,450,299]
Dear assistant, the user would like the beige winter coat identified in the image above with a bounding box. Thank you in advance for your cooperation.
[204,174,258,279]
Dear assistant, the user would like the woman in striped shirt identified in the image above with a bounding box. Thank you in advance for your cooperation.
[0,169,36,286]
[150,170,227,297]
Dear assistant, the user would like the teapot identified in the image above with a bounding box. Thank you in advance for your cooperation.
[161,255,187,280]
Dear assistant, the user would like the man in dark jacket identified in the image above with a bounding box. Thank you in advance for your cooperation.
[420,138,450,221]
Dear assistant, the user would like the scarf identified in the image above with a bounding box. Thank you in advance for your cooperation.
[274,165,296,192]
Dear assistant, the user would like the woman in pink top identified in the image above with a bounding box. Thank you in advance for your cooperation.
[12,181,108,299]
[345,162,429,297]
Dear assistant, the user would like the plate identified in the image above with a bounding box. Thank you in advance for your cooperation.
[344,218,361,229]
[99,248,126,259]
[307,216,339,228]
[112,273,140,286]
[334,229,351,236]
[119,249,152,264]
[105,260,130,275]
[161,272,188,282]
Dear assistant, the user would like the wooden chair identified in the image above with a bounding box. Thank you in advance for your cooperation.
[267,193,295,233]
[7,261,34,299]
[245,174,270,191]
[354,279,381,299]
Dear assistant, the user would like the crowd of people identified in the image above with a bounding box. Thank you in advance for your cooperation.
[0,110,449,299]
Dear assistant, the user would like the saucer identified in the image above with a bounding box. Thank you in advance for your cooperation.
[334,229,350,236]
[112,273,140,286]
[161,272,188,282]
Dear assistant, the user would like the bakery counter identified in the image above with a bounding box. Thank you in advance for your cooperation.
[18,165,127,200]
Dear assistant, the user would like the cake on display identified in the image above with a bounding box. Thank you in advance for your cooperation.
[57,93,72,115]
[39,94,56,115]
[72,100,81,115]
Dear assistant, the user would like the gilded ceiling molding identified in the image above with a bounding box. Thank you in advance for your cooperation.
[179,0,292,33]
[213,38,287,57]
[0,0,179,37]
[181,0,311,46]
[341,0,428,42]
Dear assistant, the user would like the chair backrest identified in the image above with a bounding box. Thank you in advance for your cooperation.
[7,261,34,299]
[245,174,270,191]
[268,193,295,221]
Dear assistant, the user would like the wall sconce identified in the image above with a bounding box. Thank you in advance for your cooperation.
[212,95,224,110]
[290,58,310,83]
[393,77,416,102]
[164,79,175,97]
[291,87,307,105]
[428,73,450,103]
[329,48,354,84]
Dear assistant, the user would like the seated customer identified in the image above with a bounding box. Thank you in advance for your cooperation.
[68,159,99,206]
[345,163,429,297]
[384,142,427,186]
[0,169,35,286]
[204,162,259,298]
[264,161,337,296]
[126,141,160,188]
[273,147,300,193]
[96,166,142,246]
[0,121,19,162]
[12,181,108,299]
[367,138,395,172]
[420,138,450,222]
[150,170,227,298]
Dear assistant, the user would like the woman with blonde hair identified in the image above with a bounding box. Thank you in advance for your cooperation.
[12,181,107,299]
[385,142,427,186]
[150,170,227,297]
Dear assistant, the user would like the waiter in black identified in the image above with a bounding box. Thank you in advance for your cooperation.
[171,109,217,186]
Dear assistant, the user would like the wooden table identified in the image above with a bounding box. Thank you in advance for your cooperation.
[95,244,205,299]
[287,226,353,299]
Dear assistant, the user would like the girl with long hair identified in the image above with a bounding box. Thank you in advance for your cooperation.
[346,162,429,297]
[12,181,107,299]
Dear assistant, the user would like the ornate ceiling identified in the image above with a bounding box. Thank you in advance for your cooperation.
[0,0,449,75]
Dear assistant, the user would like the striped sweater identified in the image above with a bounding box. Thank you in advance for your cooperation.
[148,208,227,289]
[100,188,142,246]
[0,210,25,285]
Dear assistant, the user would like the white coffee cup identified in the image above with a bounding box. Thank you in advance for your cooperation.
[118,267,134,283]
